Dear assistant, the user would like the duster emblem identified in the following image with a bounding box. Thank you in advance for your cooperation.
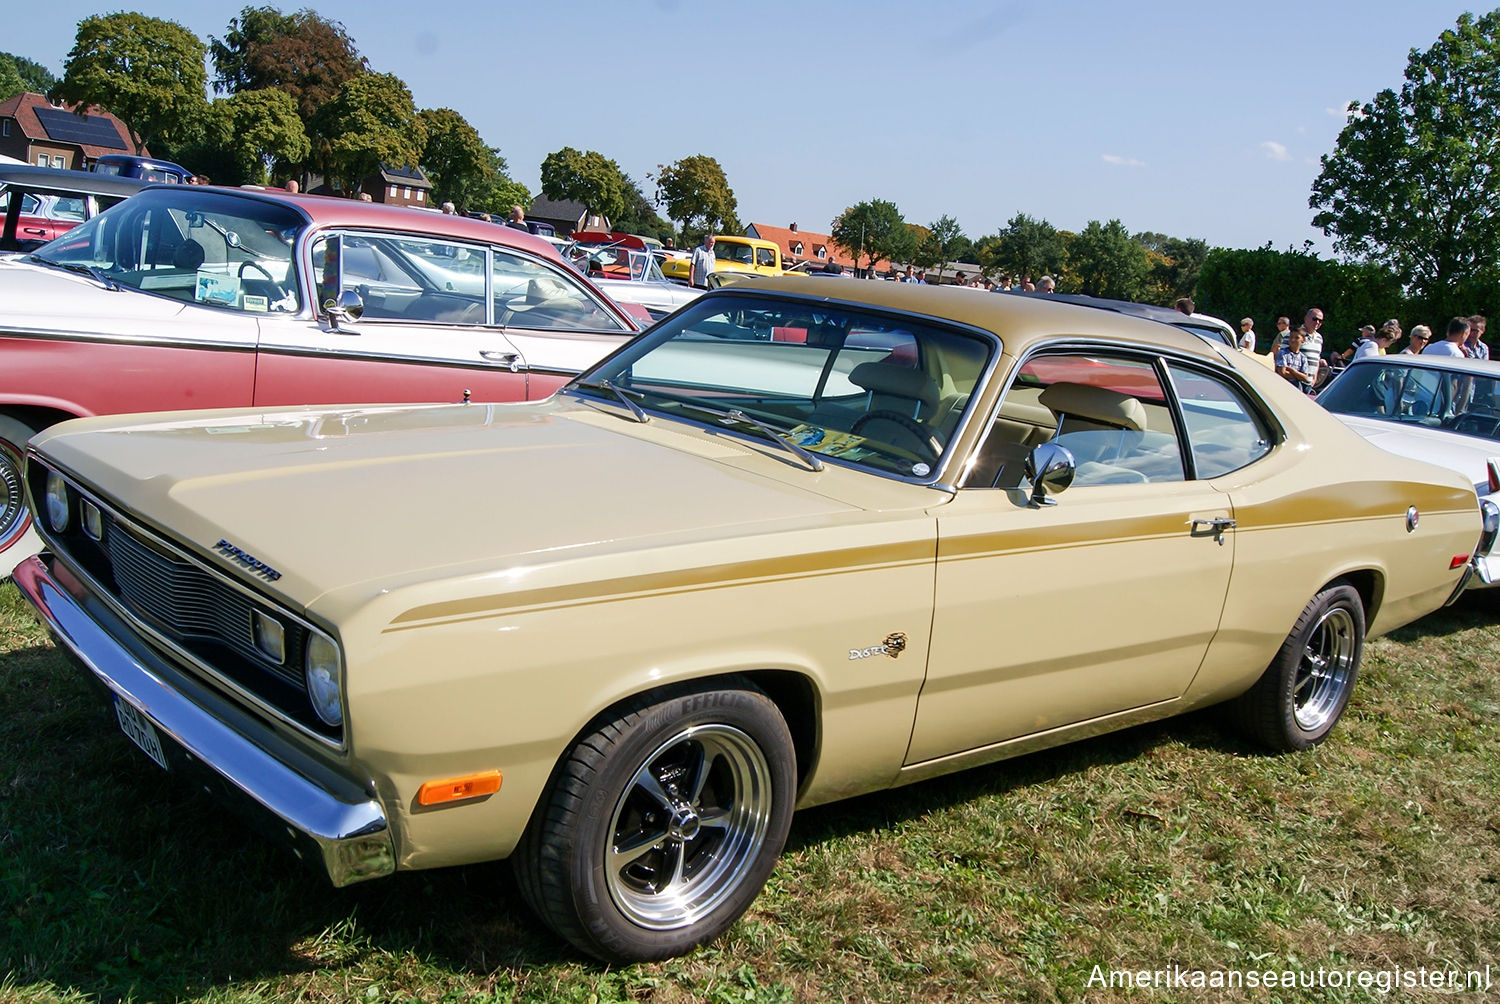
[849,632,908,660]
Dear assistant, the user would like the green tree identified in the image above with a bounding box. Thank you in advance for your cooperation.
[831,199,913,274]
[54,12,208,155]
[1067,219,1149,299]
[0,51,58,94]
[417,107,490,209]
[540,147,629,222]
[653,155,738,237]
[0,55,25,101]
[913,214,968,281]
[989,213,1067,282]
[614,175,675,243]
[312,72,425,194]
[217,89,309,184]
[1311,10,1500,306]
[1135,232,1208,302]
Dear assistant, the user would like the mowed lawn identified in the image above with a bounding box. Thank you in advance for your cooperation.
[1,578,1496,1004]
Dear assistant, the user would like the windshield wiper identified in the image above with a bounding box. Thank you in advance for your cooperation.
[658,397,823,472]
[571,378,649,423]
[29,256,121,291]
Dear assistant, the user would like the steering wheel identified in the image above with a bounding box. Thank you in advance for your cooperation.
[238,260,288,301]
[851,410,942,462]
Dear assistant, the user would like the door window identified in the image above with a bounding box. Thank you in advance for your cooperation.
[492,249,630,331]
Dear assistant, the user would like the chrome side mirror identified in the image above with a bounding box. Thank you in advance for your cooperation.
[1025,442,1076,507]
[323,289,364,330]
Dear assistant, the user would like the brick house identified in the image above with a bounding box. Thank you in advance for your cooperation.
[363,164,434,208]
[745,222,858,271]
[0,92,140,171]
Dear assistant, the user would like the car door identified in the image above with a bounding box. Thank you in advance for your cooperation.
[906,348,1237,764]
[253,231,535,406]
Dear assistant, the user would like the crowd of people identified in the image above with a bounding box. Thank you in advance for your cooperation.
[1268,308,1490,394]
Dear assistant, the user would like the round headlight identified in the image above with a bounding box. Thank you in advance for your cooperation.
[44,471,70,533]
[305,631,343,726]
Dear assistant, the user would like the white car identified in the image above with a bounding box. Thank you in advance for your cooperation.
[1317,353,1500,586]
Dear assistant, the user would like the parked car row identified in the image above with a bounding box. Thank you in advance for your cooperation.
[3,173,1497,965]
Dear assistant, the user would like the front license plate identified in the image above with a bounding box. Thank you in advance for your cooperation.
[114,696,169,771]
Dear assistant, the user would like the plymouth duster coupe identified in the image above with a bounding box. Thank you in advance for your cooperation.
[14,280,1491,962]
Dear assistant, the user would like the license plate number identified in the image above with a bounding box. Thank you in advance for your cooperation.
[114,697,168,771]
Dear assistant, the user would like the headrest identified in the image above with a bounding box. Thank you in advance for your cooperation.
[848,361,940,410]
[1038,382,1148,431]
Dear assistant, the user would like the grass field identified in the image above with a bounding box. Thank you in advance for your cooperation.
[2,579,1496,1003]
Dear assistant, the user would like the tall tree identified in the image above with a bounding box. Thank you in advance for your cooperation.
[215,89,309,185]
[417,107,490,210]
[614,175,676,243]
[831,199,914,274]
[540,147,629,222]
[989,213,1067,282]
[0,51,58,94]
[0,56,25,101]
[913,214,969,280]
[311,72,424,194]
[1311,10,1500,304]
[1068,219,1149,300]
[210,7,365,120]
[1135,232,1209,302]
[54,13,208,155]
[653,155,738,237]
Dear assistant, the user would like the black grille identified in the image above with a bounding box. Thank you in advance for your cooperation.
[107,526,307,688]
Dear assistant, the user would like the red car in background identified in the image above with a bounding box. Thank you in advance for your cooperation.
[0,164,147,253]
[0,184,643,574]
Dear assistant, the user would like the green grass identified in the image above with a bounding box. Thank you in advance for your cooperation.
[2,580,1496,1003]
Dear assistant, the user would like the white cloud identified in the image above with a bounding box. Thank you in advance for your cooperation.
[1102,154,1146,167]
[1261,141,1292,162]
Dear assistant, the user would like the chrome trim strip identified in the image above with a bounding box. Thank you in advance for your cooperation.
[27,454,345,750]
[12,554,393,887]
[0,325,261,352]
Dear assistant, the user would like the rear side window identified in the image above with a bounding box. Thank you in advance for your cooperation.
[1166,363,1273,478]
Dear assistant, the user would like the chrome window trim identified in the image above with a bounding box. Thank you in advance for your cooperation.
[28,454,347,752]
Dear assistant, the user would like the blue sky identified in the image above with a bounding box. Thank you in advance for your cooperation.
[8,1,1484,254]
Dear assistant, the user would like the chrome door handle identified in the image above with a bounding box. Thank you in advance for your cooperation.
[1189,517,1237,545]
[480,350,520,372]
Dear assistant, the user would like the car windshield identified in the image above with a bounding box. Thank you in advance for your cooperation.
[572,293,995,479]
[30,188,303,313]
[1318,360,1500,440]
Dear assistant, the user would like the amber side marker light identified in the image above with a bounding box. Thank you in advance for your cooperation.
[417,770,502,806]
[1451,554,1472,569]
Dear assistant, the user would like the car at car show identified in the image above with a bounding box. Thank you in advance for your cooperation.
[563,231,702,320]
[0,184,641,576]
[0,164,148,253]
[13,279,1489,964]
[1316,352,1500,586]
[660,234,796,284]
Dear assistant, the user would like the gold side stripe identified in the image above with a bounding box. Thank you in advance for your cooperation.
[387,539,936,629]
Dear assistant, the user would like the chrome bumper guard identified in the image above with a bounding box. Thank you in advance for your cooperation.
[13,553,394,886]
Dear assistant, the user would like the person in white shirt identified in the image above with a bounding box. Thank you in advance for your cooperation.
[1238,317,1256,351]
[1300,308,1325,371]
[690,234,716,289]
[1353,328,1395,358]
[1399,325,1431,354]
[1422,316,1471,357]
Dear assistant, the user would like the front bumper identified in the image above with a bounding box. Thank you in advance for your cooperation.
[13,552,394,886]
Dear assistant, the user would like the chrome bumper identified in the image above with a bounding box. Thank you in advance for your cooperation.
[13,553,394,886]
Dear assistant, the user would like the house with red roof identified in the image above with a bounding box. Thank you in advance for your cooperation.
[0,92,141,171]
[745,222,859,271]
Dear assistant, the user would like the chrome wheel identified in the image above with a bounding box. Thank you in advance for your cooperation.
[0,430,32,554]
[605,724,774,930]
[1292,605,1358,732]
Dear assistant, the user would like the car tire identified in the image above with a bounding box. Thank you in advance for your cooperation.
[0,414,41,575]
[1233,582,1365,751]
[514,678,796,962]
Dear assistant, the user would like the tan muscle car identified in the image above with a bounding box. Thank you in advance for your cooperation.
[14,279,1492,963]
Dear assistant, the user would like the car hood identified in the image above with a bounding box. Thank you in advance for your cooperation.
[34,397,937,612]
[1333,414,1496,497]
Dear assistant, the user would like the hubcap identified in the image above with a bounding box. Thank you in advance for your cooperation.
[1293,605,1357,732]
[0,438,29,552]
[605,724,773,930]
